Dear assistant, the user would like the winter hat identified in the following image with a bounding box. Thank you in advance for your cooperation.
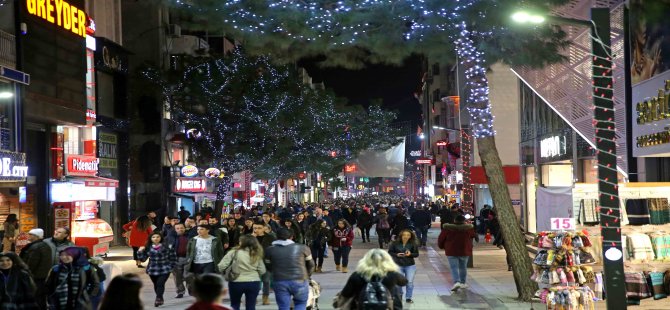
[29,228,44,239]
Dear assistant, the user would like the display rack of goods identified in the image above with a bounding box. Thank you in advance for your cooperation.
[531,231,600,309]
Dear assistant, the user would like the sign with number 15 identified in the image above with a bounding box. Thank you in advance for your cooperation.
[550,218,576,231]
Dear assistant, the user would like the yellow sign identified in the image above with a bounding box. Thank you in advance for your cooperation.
[26,0,87,38]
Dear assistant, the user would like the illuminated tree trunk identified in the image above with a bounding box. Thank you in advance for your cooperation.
[456,23,537,301]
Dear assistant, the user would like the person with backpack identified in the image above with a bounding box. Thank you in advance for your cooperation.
[374,208,391,249]
[335,249,407,310]
[331,219,355,273]
[387,229,419,304]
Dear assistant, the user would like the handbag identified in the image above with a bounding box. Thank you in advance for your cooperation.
[223,250,241,281]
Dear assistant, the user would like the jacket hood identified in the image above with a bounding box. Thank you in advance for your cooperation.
[442,223,474,231]
[272,240,295,246]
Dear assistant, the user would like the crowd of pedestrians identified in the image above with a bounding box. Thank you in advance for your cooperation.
[0,193,502,310]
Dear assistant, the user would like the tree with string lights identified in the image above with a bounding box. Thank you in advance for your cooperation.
[145,48,401,198]
[167,0,572,300]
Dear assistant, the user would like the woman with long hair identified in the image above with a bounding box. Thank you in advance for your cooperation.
[388,229,419,303]
[98,273,143,310]
[217,235,266,310]
[123,215,154,268]
[305,219,330,273]
[338,249,407,310]
[374,208,392,249]
[45,247,99,310]
[2,214,18,252]
[356,207,373,243]
[0,252,39,309]
[331,219,354,273]
[136,232,176,307]
[225,218,241,251]
[295,213,309,244]
[281,219,303,244]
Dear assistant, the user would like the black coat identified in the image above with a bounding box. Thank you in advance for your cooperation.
[19,240,53,280]
[340,271,408,310]
[0,269,39,310]
[45,264,99,310]
[356,212,373,228]
[388,241,419,267]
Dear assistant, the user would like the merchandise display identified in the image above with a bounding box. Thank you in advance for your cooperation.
[532,231,599,309]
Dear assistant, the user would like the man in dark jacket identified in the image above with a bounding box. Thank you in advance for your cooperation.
[342,206,357,226]
[253,221,277,305]
[264,228,314,310]
[20,228,52,309]
[410,206,433,246]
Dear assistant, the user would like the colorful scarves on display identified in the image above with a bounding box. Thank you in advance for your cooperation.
[625,272,652,300]
[627,233,655,261]
[594,272,604,300]
[649,198,670,225]
[649,272,667,300]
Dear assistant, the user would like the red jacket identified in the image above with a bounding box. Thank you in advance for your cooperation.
[437,223,476,257]
[331,227,354,247]
[123,221,153,247]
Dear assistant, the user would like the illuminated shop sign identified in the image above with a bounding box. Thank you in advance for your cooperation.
[180,165,199,177]
[540,136,566,158]
[204,168,221,179]
[65,155,99,177]
[174,177,207,193]
[0,151,29,181]
[632,74,670,156]
[25,0,88,38]
[415,158,434,165]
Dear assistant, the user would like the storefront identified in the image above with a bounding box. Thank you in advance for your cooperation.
[50,153,117,256]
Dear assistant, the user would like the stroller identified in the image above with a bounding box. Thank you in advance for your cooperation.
[306,278,321,310]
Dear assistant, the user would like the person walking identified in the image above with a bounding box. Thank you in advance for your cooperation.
[137,232,177,307]
[330,219,354,273]
[224,218,241,250]
[186,224,225,277]
[0,252,39,309]
[388,229,419,304]
[356,207,373,243]
[374,208,392,249]
[282,219,303,244]
[171,223,190,298]
[335,249,408,310]
[178,206,191,224]
[410,206,432,247]
[44,228,74,266]
[295,213,309,244]
[305,219,329,273]
[98,273,144,310]
[217,235,266,310]
[264,228,314,310]
[2,214,18,252]
[252,222,276,305]
[122,215,153,268]
[19,228,52,309]
[437,215,478,291]
[45,247,100,310]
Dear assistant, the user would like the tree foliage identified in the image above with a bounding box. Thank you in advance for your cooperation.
[144,49,401,178]
[169,0,570,69]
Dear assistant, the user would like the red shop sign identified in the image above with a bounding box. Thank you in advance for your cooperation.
[65,155,99,177]
[174,177,208,193]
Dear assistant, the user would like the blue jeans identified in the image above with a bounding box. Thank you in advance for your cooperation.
[398,265,416,299]
[415,226,429,244]
[332,246,351,267]
[273,280,309,310]
[229,281,261,310]
[447,256,469,284]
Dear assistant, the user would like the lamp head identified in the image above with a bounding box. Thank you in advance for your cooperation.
[511,11,545,24]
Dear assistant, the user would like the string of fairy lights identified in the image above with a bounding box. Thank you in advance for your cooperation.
[145,49,399,180]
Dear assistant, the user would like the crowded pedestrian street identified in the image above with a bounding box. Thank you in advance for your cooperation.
[106,222,535,310]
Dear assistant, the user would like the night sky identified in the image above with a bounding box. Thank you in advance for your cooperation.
[299,56,424,127]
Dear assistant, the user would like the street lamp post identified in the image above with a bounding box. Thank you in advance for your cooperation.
[513,8,626,308]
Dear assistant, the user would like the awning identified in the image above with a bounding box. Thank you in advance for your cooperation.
[83,177,119,188]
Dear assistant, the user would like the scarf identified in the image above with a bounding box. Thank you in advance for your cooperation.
[55,265,81,309]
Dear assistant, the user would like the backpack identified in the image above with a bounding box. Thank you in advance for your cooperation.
[358,275,392,310]
[377,217,390,230]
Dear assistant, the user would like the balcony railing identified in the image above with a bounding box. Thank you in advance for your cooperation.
[0,30,16,69]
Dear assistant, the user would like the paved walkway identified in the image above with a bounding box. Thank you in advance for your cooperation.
[104,222,670,309]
